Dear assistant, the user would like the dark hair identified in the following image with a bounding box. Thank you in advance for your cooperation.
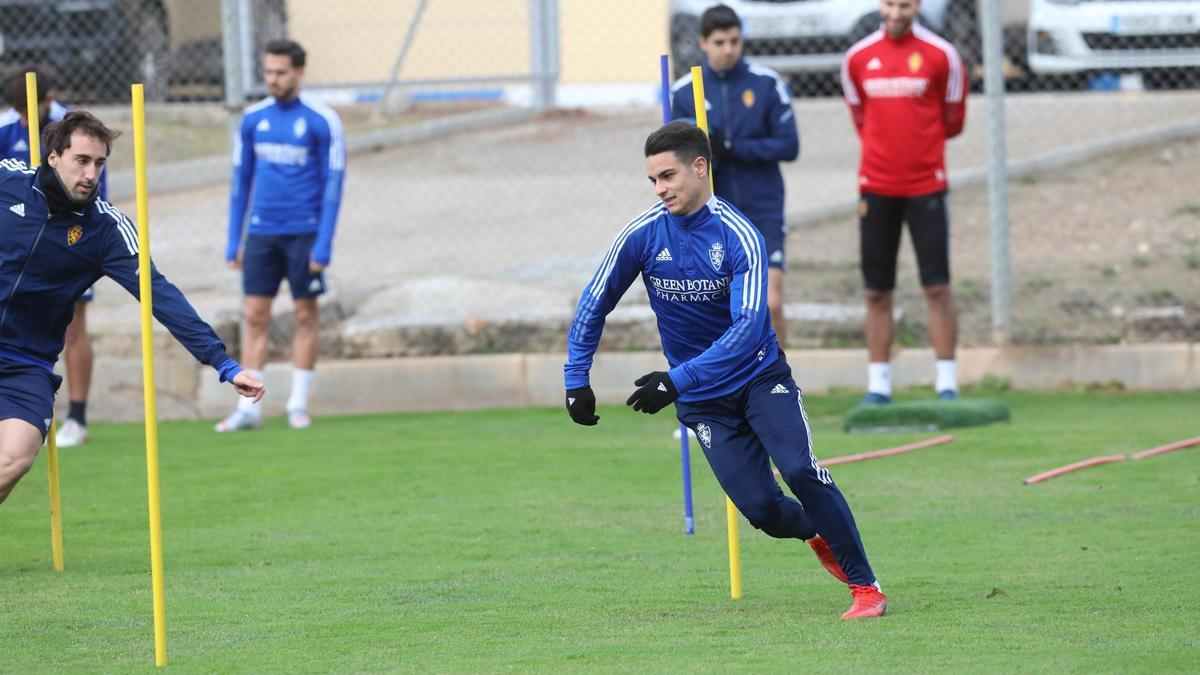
[265,39,306,68]
[3,68,53,111]
[700,4,741,38]
[42,111,119,160]
[644,121,711,168]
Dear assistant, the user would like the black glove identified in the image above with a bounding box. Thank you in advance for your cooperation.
[565,386,599,426]
[708,130,734,167]
[625,371,679,414]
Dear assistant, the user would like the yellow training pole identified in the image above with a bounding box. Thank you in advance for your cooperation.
[132,83,168,667]
[690,66,742,600]
[27,71,64,573]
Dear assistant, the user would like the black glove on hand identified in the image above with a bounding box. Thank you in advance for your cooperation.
[708,131,734,166]
[565,386,599,426]
[625,371,679,414]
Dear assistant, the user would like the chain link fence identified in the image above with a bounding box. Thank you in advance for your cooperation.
[0,0,1195,368]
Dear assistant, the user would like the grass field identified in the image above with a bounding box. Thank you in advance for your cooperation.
[3,390,1197,672]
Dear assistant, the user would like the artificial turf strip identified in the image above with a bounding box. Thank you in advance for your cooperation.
[843,397,1012,433]
[2,390,1197,672]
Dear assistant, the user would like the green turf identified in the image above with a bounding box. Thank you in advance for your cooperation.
[844,397,1012,433]
[2,391,1197,672]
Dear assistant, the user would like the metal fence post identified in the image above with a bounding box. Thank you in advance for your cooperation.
[221,0,245,148]
[977,0,1012,344]
[530,0,559,110]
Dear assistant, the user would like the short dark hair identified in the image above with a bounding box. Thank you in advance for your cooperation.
[43,111,119,160]
[700,4,741,38]
[3,68,53,111]
[265,39,306,68]
[644,121,711,169]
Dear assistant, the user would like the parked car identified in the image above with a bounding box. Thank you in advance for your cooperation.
[1027,0,1200,86]
[0,0,285,103]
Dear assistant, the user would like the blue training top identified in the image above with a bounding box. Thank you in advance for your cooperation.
[0,160,240,381]
[564,195,779,403]
[227,93,346,265]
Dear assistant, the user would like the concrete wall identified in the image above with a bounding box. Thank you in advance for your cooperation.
[288,0,667,87]
[69,342,1200,422]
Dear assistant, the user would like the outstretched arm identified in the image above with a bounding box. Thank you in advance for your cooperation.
[99,203,260,398]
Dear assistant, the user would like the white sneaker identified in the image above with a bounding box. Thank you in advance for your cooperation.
[214,410,262,433]
[287,409,311,429]
[56,418,88,447]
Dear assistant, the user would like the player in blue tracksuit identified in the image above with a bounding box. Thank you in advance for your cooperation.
[0,111,264,508]
[671,4,799,346]
[220,39,345,432]
[564,122,887,619]
[0,69,104,447]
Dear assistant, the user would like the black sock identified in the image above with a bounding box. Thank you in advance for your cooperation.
[68,400,87,426]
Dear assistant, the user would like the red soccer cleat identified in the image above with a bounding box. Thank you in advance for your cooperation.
[842,583,888,619]
[808,536,849,584]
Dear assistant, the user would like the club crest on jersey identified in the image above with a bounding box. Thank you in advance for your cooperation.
[695,423,712,448]
[908,52,923,74]
[709,242,724,271]
[742,88,755,108]
[294,117,307,138]
[67,224,83,246]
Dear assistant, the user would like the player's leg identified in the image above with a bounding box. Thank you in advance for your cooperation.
[675,397,816,541]
[746,357,887,617]
[907,190,958,399]
[283,234,326,429]
[0,419,47,505]
[0,365,62,506]
[58,297,93,447]
[859,193,904,404]
[760,219,788,346]
[217,235,282,432]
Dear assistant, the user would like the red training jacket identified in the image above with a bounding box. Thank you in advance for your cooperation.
[841,23,968,197]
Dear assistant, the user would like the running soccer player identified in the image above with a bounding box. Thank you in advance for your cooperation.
[563,121,887,619]
[671,4,799,345]
[0,69,102,446]
[841,0,968,404]
[219,39,345,432]
[0,111,264,507]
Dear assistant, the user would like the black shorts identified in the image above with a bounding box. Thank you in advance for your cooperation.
[242,233,327,299]
[858,190,950,291]
[0,361,62,440]
[752,217,786,270]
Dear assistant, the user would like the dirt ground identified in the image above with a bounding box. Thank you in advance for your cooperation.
[792,135,1200,348]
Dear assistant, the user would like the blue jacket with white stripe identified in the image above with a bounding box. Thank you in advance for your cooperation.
[227,93,346,265]
[671,58,799,229]
[0,160,240,380]
[564,196,779,402]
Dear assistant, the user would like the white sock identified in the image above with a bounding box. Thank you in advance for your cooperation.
[867,362,891,396]
[236,369,265,415]
[935,359,958,393]
[287,369,314,413]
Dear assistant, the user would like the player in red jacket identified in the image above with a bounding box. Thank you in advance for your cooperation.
[841,0,968,405]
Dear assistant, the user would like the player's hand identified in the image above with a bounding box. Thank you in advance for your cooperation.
[228,250,243,270]
[626,371,679,414]
[565,386,599,426]
[231,370,265,403]
[708,130,734,166]
[309,260,327,274]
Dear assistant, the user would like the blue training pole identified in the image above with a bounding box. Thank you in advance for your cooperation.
[661,53,695,536]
